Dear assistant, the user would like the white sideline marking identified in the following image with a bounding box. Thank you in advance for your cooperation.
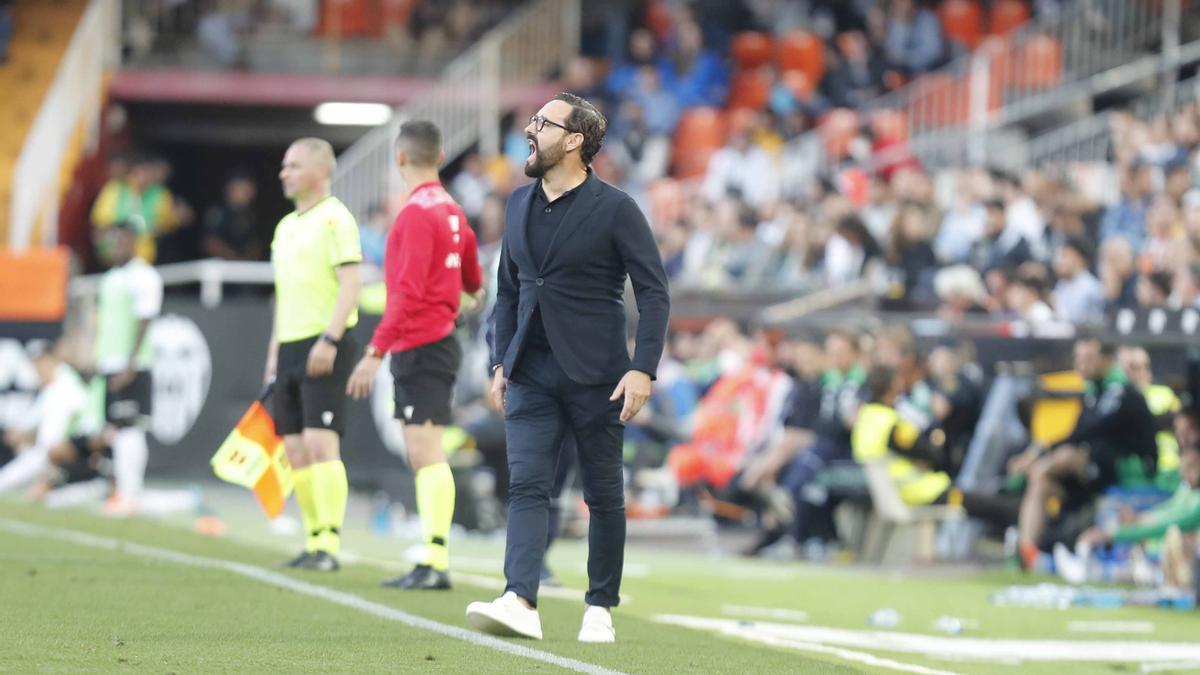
[1067,620,1155,634]
[1141,660,1200,673]
[0,518,623,675]
[721,604,810,622]
[655,615,1200,664]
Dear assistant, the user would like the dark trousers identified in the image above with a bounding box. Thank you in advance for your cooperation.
[503,345,625,607]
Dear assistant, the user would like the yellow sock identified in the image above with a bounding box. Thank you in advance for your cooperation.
[292,467,319,553]
[415,462,455,571]
[310,460,348,556]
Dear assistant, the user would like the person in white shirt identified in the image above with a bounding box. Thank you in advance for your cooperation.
[1052,237,1105,324]
[94,221,164,514]
[0,345,88,495]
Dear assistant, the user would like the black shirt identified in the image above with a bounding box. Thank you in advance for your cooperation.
[524,177,587,351]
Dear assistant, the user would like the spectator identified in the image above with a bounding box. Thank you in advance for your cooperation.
[629,65,680,136]
[1164,158,1192,209]
[1052,237,1105,324]
[358,203,390,269]
[1099,163,1155,251]
[202,172,260,261]
[1170,262,1200,309]
[884,203,938,307]
[994,170,1047,262]
[450,153,491,226]
[1139,196,1185,273]
[605,28,659,105]
[197,2,252,68]
[1136,270,1173,310]
[883,0,944,75]
[1098,237,1139,312]
[91,152,180,266]
[702,128,780,209]
[934,265,988,321]
[662,20,728,108]
[969,198,1032,272]
[825,213,880,286]
[860,176,898,245]
[935,171,988,264]
[1006,272,1055,323]
[607,100,672,187]
[820,30,886,109]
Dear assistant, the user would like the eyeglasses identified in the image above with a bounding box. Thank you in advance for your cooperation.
[529,114,575,134]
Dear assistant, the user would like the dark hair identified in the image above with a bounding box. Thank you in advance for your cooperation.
[983,198,1005,211]
[1146,270,1173,298]
[1061,236,1093,263]
[867,365,898,403]
[395,120,443,167]
[553,92,607,164]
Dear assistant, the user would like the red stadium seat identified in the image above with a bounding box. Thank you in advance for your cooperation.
[727,67,772,111]
[672,107,728,178]
[775,31,825,84]
[1015,35,1062,89]
[938,0,985,49]
[731,32,774,70]
[989,0,1030,36]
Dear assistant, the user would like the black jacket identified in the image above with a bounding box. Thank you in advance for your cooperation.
[491,172,671,385]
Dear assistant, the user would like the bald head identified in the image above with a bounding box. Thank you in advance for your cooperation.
[280,137,335,205]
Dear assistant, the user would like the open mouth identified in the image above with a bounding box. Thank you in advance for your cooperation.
[526,137,537,159]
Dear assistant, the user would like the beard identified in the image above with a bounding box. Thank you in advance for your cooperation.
[524,135,565,178]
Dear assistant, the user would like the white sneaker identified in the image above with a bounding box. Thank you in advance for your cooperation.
[1053,542,1088,585]
[466,592,542,639]
[577,605,615,643]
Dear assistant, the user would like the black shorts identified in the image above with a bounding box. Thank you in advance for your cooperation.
[391,334,461,426]
[106,370,152,428]
[274,333,357,436]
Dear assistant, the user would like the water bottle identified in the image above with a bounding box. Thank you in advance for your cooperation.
[868,608,901,629]
[932,616,963,635]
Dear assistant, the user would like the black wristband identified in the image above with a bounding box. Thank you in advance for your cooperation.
[320,333,341,347]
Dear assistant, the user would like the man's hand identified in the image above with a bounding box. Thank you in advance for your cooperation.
[490,368,507,413]
[610,370,652,422]
[1007,446,1041,477]
[306,340,337,377]
[1077,526,1112,548]
[346,356,381,400]
[108,366,136,392]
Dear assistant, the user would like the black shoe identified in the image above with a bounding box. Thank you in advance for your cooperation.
[296,550,340,572]
[283,550,312,568]
[540,564,561,588]
[382,564,451,590]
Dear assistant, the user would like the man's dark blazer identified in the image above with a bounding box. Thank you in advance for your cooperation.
[490,172,670,385]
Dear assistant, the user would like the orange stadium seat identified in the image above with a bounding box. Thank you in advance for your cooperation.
[1015,34,1063,89]
[775,31,825,84]
[820,108,859,161]
[938,0,985,49]
[0,247,69,322]
[727,67,772,111]
[672,107,727,178]
[731,32,774,70]
[989,0,1030,36]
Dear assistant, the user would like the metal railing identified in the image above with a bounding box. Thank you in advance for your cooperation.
[331,0,578,224]
[1024,73,1200,167]
[804,0,1187,174]
[9,0,120,249]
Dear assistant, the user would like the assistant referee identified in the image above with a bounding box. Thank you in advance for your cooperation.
[266,137,363,572]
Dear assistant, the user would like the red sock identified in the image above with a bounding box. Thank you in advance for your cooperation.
[1020,542,1040,570]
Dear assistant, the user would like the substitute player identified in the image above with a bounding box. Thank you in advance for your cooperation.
[347,120,482,590]
[268,137,363,572]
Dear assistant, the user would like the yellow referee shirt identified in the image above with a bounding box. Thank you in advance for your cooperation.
[271,196,362,343]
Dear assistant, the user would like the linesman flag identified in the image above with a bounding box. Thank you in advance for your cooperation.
[211,391,292,519]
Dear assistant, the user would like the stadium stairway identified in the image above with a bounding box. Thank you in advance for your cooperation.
[0,0,89,242]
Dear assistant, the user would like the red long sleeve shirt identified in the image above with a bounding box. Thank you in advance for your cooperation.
[369,182,482,354]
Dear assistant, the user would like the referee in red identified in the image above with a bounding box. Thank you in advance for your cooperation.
[347,120,482,590]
